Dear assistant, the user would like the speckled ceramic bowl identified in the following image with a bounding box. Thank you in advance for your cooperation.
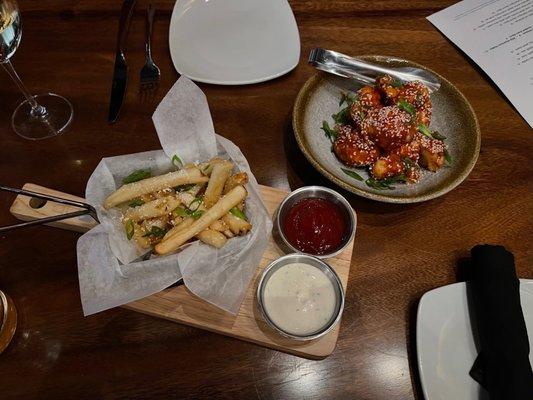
[292,55,481,203]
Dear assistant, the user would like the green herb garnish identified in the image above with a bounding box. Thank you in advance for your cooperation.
[403,157,414,169]
[171,154,183,169]
[321,121,338,142]
[189,196,203,211]
[417,123,447,141]
[397,99,416,117]
[390,78,403,88]
[123,169,151,184]
[190,210,204,219]
[142,226,167,238]
[417,123,433,139]
[128,199,145,208]
[332,106,351,125]
[341,168,364,181]
[173,205,203,219]
[174,183,196,192]
[365,175,407,190]
[444,149,453,165]
[172,206,190,217]
[431,131,447,140]
[339,91,357,107]
[125,220,134,240]
[230,206,247,220]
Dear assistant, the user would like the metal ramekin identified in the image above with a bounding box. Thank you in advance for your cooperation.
[275,186,356,259]
[256,254,345,341]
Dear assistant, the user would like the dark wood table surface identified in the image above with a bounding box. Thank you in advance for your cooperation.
[1,1,532,399]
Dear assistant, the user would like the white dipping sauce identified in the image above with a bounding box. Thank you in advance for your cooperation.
[262,262,338,336]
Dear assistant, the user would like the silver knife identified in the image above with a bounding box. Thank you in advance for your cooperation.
[108,0,137,124]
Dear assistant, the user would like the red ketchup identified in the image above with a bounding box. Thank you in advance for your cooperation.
[282,197,347,255]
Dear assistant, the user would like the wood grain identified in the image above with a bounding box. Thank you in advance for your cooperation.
[8,184,353,359]
[0,0,532,399]
[9,184,98,232]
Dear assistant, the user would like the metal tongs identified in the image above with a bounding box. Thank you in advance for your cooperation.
[0,185,99,233]
[309,48,441,93]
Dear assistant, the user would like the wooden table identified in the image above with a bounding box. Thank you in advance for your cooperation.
[0,1,531,399]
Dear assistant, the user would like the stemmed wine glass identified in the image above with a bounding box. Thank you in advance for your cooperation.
[0,0,73,140]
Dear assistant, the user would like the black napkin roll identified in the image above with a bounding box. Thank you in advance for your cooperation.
[469,244,533,400]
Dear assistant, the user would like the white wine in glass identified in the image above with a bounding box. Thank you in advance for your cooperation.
[0,0,73,140]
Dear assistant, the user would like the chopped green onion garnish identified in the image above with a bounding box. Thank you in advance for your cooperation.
[321,121,338,142]
[142,226,167,238]
[172,206,189,217]
[417,123,434,139]
[339,91,357,107]
[125,220,134,240]
[332,106,351,125]
[365,175,407,190]
[123,169,151,184]
[417,123,447,141]
[444,149,453,165]
[390,78,403,88]
[341,168,364,181]
[190,210,204,219]
[397,99,416,117]
[230,206,247,220]
[171,154,183,169]
[128,199,145,208]
[189,196,203,211]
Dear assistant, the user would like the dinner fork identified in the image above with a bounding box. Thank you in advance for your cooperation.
[139,4,160,93]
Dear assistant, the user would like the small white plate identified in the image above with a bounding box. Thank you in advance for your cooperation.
[168,0,300,85]
[416,280,533,400]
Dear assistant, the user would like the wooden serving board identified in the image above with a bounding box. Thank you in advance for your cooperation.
[10,183,354,359]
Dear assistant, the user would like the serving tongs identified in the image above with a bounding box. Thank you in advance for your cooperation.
[0,185,99,233]
[309,48,441,93]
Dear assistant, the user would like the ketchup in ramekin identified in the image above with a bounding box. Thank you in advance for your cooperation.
[282,197,347,256]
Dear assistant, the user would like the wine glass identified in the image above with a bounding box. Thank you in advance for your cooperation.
[0,0,73,140]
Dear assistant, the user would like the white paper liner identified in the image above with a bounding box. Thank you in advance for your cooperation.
[77,77,272,316]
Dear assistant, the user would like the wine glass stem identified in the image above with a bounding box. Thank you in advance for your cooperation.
[1,59,48,118]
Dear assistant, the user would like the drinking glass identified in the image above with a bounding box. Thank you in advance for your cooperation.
[0,0,73,140]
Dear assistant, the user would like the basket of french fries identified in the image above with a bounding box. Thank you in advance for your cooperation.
[77,78,272,316]
[103,157,252,254]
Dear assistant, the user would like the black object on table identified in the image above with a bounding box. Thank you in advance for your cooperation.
[469,244,533,400]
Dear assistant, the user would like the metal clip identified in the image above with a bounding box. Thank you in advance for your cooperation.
[0,185,99,233]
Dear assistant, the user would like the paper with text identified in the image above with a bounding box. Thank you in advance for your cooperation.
[428,0,533,128]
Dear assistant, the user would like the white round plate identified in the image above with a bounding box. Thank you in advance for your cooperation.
[168,0,300,85]
[416,280,533,400]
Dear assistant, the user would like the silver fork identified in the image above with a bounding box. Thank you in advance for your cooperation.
[140,4,160,93]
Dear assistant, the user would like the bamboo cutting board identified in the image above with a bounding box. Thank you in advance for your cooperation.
[10,183,355,359]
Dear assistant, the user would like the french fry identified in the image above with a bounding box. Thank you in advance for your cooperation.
[224,172,248,194]
[223,229,234,238]
[197,229,228,248]
[198,157,226,176]
[155,185,247,255]
[104,167,208,209]
[222,212,252,235]
[203,161,233,208]
[125,196,181,221]
[163,216,195,240]
[209,219,228,232]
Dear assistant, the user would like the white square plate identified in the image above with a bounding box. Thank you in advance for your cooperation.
[416,280,533,399]
[168,0,300,85]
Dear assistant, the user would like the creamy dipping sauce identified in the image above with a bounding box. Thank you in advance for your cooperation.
[262,262,338,336]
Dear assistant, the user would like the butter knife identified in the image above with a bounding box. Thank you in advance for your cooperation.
[108,0,137,124]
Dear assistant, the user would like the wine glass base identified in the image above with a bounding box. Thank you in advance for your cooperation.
[12,93,73,140]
